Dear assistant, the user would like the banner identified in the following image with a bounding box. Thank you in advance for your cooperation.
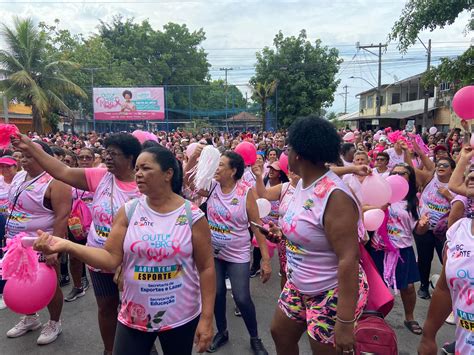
[93,87,165,121]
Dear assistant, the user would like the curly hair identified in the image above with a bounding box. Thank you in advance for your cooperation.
[288,116,341,165]
[104,133,142,166]
[222,151,245,181]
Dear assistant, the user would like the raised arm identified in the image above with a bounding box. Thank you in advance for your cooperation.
[252,164,282,201]
[448,146,472,195]
[12,134,89,191]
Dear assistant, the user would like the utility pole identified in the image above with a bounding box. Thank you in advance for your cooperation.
[82,67,104,132]
[418,38,431,133]
[337,85,349,114]
[220,67,233,131]
[2,95,9,124]
[356,42,387,117]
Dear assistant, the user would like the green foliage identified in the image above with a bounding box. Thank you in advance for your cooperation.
[422,47,474,89]
[251,30,342,127]
[0,17,86,133]
[389,0,473,53]
[251,80,277,129]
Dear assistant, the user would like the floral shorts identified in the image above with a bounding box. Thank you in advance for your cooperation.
[278,271,369,344]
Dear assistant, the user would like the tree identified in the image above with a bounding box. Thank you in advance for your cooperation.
[0,17,86,133]
[251,30,342,127]
[389,1,473,88]
[250,80,277,130]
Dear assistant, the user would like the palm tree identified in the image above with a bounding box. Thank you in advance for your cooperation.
[251,80,278,130]
[0,17,86,133]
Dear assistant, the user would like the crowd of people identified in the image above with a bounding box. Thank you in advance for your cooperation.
[0,118,472,355]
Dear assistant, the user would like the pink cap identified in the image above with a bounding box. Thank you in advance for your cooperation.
[0,156,17,166]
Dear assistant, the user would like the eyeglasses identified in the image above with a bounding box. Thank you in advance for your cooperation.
[63,158,74,165]
[436,163,450,169]
[390,171,409,176]
[78,155,93,161]
[375,157,387,161]
[105,150,123,159]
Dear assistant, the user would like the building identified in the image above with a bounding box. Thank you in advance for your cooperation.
[0,99,34,133]
[345,73,459,131]
[226,111,262,131]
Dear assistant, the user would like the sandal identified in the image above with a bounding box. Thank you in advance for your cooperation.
[404,320,422,335]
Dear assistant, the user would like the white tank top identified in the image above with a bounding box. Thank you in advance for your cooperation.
[118,197,204,332]
[207,180,251,263]
[445,218,474,354]
[5,171,56,239]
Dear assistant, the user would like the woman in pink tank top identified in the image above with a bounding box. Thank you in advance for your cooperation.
[4,141,71,346]
[33,147,215,355]
[418,165,474,355]
[254,164,300,290]
[12,133,141,355]
[269,117,368,355]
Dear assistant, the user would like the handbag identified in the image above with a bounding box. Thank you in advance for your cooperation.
[355,311,398,355]
[199,183,217,218]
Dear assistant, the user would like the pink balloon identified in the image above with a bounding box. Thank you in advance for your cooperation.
[279,153,289,175]
[4,263,57,314]
[373,133,381,141]
[132,130,149,145]
[360,174,392,207]
[363,209,385,231]
[343,132,355,142]
[386,174,409,204]
[144,132,158,142]
[186,142,198,158]
[251,236,277,258]
[453,86,474,120]
[234,141,257,166]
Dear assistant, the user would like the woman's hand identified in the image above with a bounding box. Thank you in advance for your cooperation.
[260,259,271,284]
[10,133,32,152]
[418,213,430,229]
[33,230,70,255]
[252,164,263,178]
[194,318,213,353]
[352,165,372,177]
[266,221,282,243]
[437,187,452,201]
[417,336,437,355]
[334,321,355,354]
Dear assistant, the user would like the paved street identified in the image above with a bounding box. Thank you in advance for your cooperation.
[0,257,453,355]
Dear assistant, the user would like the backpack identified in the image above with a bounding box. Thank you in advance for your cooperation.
[355,311,398,355]
[67,190,92,241]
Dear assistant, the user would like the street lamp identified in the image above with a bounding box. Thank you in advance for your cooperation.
[349,76,376,88]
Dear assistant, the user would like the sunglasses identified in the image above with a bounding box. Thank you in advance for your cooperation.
[436,163,450,169]
[78,155,93,161]
[376,157,387,161]
[390,171,409,176]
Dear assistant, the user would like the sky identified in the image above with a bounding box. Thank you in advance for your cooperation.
[0,0,472,115]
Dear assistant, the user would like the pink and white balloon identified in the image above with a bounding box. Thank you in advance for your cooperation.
[363,209,385,231]
[429,127,437,135]
[256,198,271,218]
[361,174,392,207]
[386,175,409,204]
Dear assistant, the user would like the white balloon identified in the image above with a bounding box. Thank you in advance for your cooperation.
[256,198,271,218]
[429,126,437,135]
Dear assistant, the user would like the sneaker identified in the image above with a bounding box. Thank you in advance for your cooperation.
[0,295,6,310]
[430,274,440,289]
[250,337,268,355]
[82,277,90,291]
[59,275,71,288]
[225,278,232,290]
[6,314,42,338]
[37,320,62,345]
[445,312,456,325]
[441,341,455,354]
[249,268,260,278]
[207,330,229,353]
[64,287,85,302]
[417,286,431,300]
[234,306,242,317]
[150,344,159,355]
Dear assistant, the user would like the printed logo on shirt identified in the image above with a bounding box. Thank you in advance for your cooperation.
[175,215,188,226]
[302,199,314,211]
[457,309,474,332]
[95,225,110,238]
[141,233,172,248]
[286,240,304,255]
[230,198,239,206]
[134,216,154,227]
[452,244,472,259]
[426,201,449,214]
[134,265,182,281]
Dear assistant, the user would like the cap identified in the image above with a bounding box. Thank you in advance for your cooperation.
[269,161,281,171]
[0,156,17,166]
[433,145,448,154]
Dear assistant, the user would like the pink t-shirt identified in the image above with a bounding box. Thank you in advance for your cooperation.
[262,181,280,225]
[373,201,417,249]
[281,170,360,294]
[85,168,137,193]
[241,167,256,188]
[342,174,364,204]
[419,175,452,230]
[207,180,252,263]
[0,176,10,217]
[451,195,468,218]
[445,218,474,354]
[118,197,204,332]
[385,148,404,169]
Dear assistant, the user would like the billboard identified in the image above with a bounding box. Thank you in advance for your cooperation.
[93,87,165,121]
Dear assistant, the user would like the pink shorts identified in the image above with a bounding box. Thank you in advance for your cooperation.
[278,271,369,344]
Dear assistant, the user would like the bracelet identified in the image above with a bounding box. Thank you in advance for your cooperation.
[336,315,356,324]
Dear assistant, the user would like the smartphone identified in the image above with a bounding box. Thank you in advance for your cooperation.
[250,221,269,235]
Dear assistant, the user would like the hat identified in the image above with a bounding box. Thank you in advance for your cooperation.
[180,139,189,143]
[0,156,17,166]
[433,145,448,154]
[269,161,281,171]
